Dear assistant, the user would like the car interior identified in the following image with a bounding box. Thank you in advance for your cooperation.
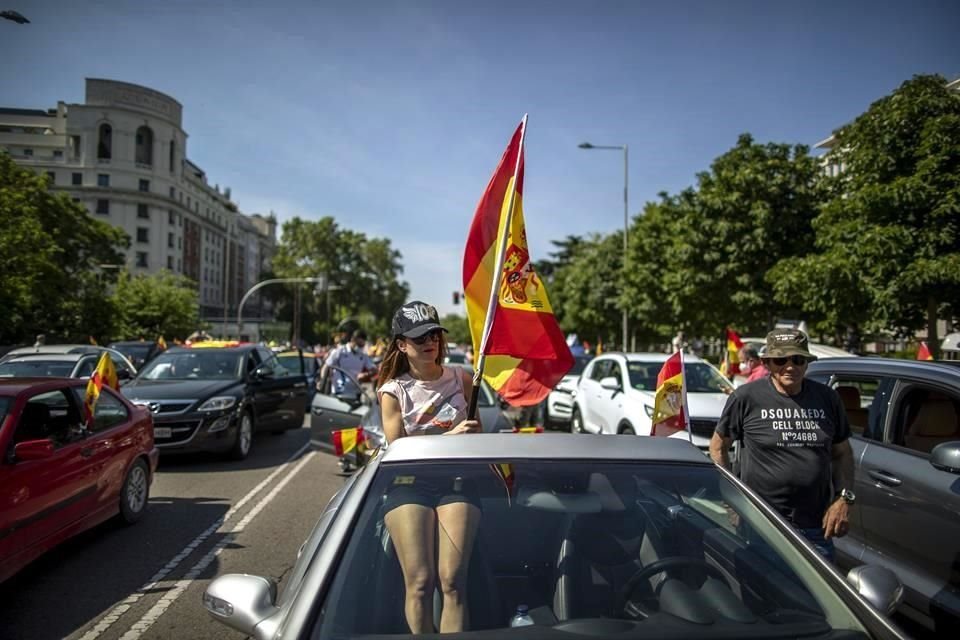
[13,391,86,447]
[315,462,857,639]
[898,390,960,454]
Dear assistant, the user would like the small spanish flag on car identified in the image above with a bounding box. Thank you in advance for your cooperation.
[332,427,366,456]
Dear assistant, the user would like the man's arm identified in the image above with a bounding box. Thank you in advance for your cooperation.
[710,432,733,469]
[823,438,855,539]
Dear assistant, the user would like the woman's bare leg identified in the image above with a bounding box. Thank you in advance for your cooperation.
[435,502,481,632]
[385,504,437,633]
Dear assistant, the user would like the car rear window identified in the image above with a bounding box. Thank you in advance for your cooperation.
[0,360,76,378]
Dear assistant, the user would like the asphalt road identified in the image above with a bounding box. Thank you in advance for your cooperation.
[1,419,345,640]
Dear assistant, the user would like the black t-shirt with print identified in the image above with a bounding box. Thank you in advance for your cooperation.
[716,377,850,528]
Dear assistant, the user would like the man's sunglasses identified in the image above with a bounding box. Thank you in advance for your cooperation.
[407,330,443,345]
[768,355,809,366]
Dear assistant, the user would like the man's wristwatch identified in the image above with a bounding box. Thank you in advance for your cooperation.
[837,488,856,504]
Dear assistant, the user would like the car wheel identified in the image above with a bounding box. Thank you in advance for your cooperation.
[229,411,253,460]
[571,407,584,434]
[119,459,149,524]
[619,424,635,435]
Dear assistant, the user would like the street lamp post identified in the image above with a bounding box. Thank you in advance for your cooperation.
[237,276,325,341]
[579,141,629,351]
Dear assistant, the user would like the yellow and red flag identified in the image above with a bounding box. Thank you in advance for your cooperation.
[917,341,933,361]
[720,328,743,377]
[332,426,366,456]
[462,118,573,406]
[651,352,688,438]
[83,353,119,424]
[158,335,168,351]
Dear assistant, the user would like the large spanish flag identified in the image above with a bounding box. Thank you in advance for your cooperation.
[463,119,573,406]
[83,352,119,424]
[651,352,688,437]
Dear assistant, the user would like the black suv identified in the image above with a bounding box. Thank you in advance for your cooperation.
[121,345,308,460]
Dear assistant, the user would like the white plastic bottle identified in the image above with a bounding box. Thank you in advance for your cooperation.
[510,604,534,627]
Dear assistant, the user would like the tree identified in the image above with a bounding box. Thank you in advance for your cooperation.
[440,313,471,346]
[551,233,624,347]
[771,75,960,355]
[271,216,409,342]
[111,271,200,341]
[0,152,128,344]
[622,135,823,344]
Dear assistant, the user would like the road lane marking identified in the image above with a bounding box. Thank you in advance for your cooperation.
[78,441,313,640]
[120,451,317,639]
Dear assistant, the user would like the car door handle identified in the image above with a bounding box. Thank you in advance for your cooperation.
[867,470,902,487]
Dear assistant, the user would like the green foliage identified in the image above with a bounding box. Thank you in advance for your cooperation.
[0,152,128,344]
[550,233,624,347]
[440,313,471,346]
[271,216,409,342]
[771,75,960,353]
[110,271,200,341]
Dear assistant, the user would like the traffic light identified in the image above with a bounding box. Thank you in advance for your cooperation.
[453,291,460,305]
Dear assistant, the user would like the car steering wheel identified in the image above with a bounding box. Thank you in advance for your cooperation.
[615,556,730,618]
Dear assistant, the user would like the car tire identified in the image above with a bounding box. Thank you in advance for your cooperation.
[229,411,254,460]
[619,424,635,435]
[571,407,584,434]
[118,459,149,524]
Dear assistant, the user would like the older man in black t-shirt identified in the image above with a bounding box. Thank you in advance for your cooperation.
[709,329,855,561]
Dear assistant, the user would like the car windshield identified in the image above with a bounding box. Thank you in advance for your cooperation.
[137,350,243,380]
[311,460,867,639]
[0,360,76,378]
[628,361,733,393]
[277,353,313,374]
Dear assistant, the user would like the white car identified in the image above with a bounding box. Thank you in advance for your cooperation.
[571,352,734,449]
[543,355,593,427]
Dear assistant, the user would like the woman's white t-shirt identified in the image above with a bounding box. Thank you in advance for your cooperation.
[378,367,467,436]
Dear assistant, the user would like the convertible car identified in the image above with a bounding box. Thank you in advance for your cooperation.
[204,435,906,639]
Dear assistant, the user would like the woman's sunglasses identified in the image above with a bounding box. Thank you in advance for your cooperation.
[407,330,443,345]
[768,355,809,366]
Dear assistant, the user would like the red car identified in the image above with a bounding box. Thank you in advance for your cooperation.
[0,378,159,583]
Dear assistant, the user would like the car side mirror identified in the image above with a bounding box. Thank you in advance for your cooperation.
[930,441,960,474]
[600,376,621,392]
[117,368,133,380]
[846,565,904,615]
[14,439,55,461]
[253,366,274,380]
[203,573,279,635]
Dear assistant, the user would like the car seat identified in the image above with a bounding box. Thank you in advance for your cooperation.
[15,403,51,443]
[835,386,868,434]
[552,473,661,620]
[904,398,960,454]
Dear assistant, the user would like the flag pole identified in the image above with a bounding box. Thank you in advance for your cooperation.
[679,349,693,444]
[468,114,528,419]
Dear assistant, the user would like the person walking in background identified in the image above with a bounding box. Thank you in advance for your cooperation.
[709,329,855,562]
[321,329,377,397]
[377,301,482,633]
[672,330,687,354]
[738,345,769,383]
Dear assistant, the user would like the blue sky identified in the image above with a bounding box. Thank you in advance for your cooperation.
[3,0,958,317]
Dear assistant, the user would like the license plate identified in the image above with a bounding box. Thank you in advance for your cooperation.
[154,427,172,439]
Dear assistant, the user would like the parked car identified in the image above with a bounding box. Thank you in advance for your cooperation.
[107,340,165,370]
[572,353,733,449]
[0,378,158,583]
[203,434,907,639]
[276,350,320,408]
[310,364,512,451]
[0,352,137,382]
[0,345,137,380]
[807,357,960,634]
[121,344,308,460]
[543,354,593,427]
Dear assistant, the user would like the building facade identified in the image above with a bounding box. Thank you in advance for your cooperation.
[0,78,277,338]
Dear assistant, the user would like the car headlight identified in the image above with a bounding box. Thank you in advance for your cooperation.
[197,396,237,412]
[644,404,654,418]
